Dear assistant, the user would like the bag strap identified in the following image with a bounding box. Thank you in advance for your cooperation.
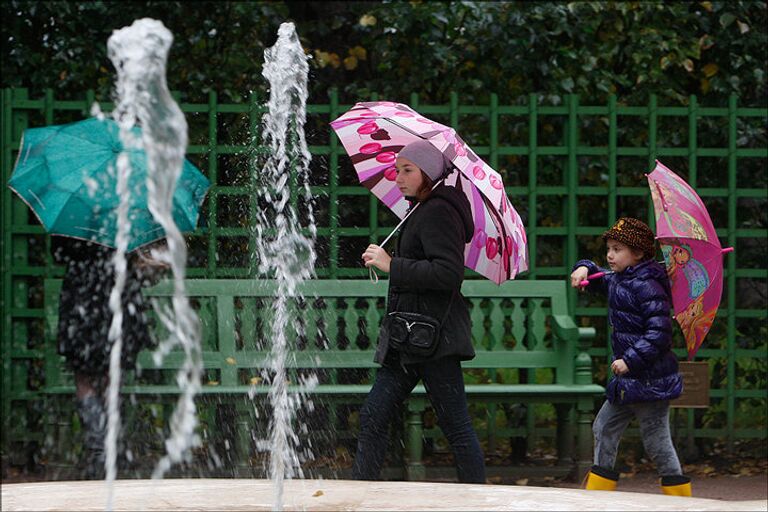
[438,289,457,328]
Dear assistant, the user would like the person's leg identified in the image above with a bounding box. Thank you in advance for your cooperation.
[592,399,634,470]
[74,372,107,479]
[421,358,486,483]
[584,400,633,490]
[352,363,419,480]
[632,400,691,496]
[633,400,682,475]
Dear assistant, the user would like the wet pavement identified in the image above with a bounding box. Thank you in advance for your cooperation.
[3,479,767,511]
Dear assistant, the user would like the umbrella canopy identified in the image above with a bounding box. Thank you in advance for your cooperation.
[331,101,528,284]
[646,160,733,360]
[8,117,210,252]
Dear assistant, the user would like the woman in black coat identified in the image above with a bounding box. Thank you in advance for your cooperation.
[352,140,486,483]
[52,236,163,478]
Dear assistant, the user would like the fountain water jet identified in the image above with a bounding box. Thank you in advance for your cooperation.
[105,17,203,507]
[249,21,317,511]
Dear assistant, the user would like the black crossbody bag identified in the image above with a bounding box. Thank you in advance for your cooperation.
[385,292,456,358]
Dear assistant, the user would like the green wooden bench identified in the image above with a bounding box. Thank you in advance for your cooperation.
[43,278,602,480]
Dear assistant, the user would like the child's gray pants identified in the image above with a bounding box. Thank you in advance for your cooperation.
[593,399,683,476]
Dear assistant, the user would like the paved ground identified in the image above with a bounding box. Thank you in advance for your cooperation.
[4,448,767,503]
[553,471,768,502]
[2,479,767,511]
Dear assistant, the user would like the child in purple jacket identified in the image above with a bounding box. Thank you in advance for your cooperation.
[570,217,691,496]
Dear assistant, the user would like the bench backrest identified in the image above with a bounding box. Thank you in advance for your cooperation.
[44,279,579,390]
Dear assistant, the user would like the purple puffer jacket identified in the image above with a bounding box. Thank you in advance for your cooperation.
[574,258,683,404]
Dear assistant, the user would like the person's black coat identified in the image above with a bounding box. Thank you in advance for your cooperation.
[374,183,475,366]
[53,237,153,376]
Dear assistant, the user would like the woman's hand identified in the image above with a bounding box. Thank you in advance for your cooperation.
[570,266,589,289]
[611,359,629,376]
[135,249,170,271]
[362,244,391,273]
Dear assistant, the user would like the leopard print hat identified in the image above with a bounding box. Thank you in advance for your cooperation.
[602,217,656,260]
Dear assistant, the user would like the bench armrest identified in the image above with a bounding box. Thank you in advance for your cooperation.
[551,314,579,343]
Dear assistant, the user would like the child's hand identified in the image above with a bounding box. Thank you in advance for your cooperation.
[611,359,629,376]
[570,266,589,288]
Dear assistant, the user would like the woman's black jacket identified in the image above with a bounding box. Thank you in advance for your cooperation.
[52,237,152,375]
[374,184,475,366]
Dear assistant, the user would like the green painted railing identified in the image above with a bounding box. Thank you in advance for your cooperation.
[2,88,766,461]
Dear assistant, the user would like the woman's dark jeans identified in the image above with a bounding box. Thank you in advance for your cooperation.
[352,355,486,483]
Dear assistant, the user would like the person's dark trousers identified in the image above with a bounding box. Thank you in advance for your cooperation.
[77,394,106,479]
[352,355,486,483]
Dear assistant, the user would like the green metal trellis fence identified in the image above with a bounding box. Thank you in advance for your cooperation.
[2,88,766,460]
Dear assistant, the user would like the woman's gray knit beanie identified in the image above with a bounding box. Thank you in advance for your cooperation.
[397,140,448,181]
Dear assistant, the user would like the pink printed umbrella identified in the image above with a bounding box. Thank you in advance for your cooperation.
[330,101,528,284]
[647,160,733,360]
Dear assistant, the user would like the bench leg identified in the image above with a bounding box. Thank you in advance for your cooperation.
[554,404,574,467]
[576,397,594,478]
[405,399,426,481]
[234,399,254,476]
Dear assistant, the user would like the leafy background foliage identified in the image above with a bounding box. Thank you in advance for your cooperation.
[2,1,766,107]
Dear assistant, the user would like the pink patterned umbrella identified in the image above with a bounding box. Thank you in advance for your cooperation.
[330,101,528,284]
[646,160,733,360]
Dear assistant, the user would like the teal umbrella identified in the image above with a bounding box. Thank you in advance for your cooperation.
[8,117,210,252]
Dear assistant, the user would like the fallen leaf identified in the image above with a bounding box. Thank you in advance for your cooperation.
[515,478,529,486]
[312,490,324,497]
[226,357,236,365]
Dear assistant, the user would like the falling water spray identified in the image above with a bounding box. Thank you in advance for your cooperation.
[106,18,203,507]
[250,22,317,511]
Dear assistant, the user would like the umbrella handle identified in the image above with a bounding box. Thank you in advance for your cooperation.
[722,247,734,254]
[579,271,606,287]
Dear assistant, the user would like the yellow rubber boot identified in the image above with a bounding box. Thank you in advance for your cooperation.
[660,475,692,497]
[583,465,619,491]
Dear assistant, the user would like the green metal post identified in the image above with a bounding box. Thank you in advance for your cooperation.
[686,94,698,441]
[527,93,538,280]
[450,91,459,129]
[487,92,499,451]
[406,399,426,481]
[726,94,738,452]
[647,94,658,227]
[565,95,578,313]
[209,91,219,276]
[688,95,698,187]
[11,89,30,456]
[607,95,617,224]
[1,88,12,451]
[489,93,499,170]
[329,89,339,278]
